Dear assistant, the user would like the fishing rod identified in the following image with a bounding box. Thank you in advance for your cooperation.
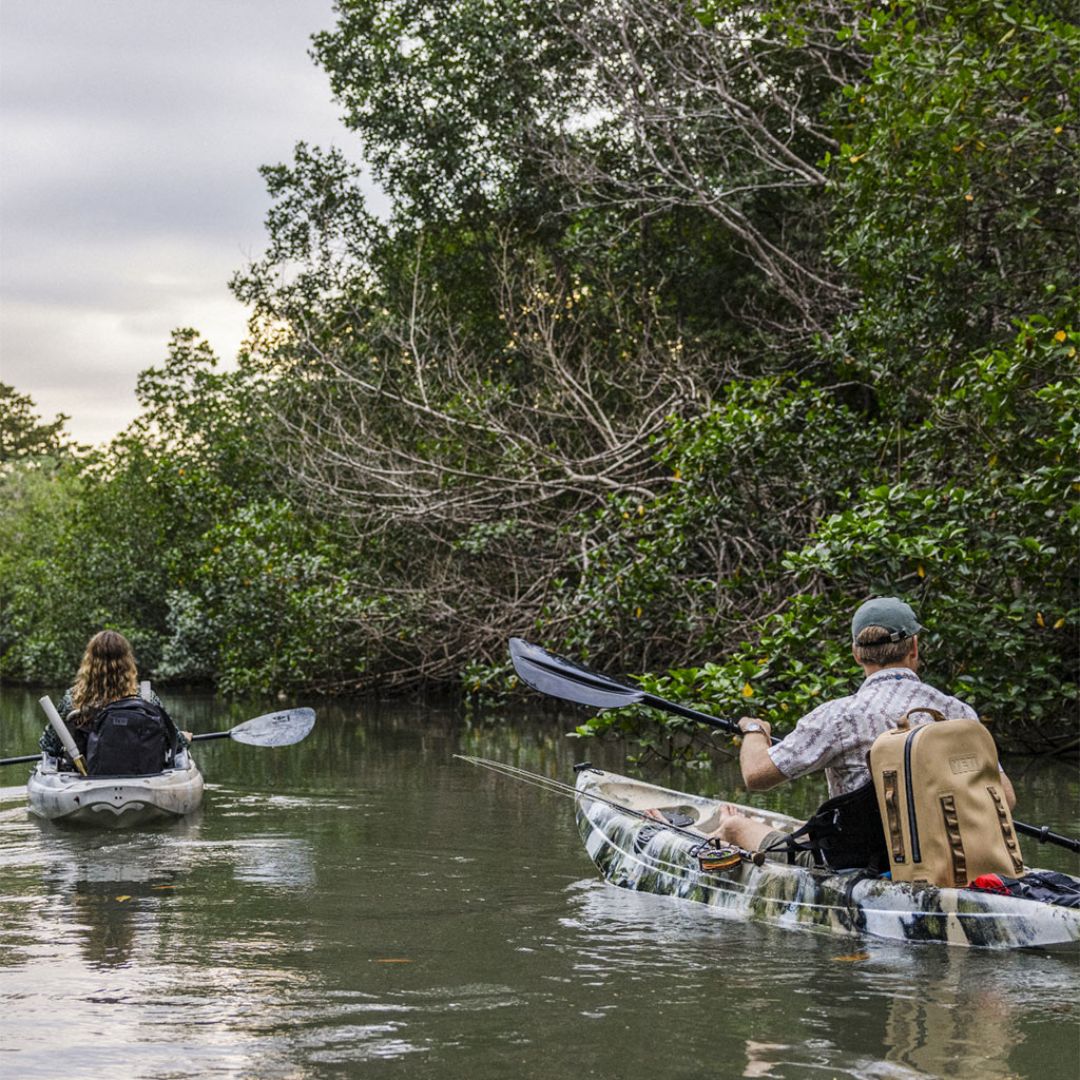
[456,755,750,871]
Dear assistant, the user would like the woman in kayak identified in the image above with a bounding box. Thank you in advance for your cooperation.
[39,629,188,772]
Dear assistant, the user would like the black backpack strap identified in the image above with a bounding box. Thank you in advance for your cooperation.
[153,702,182,763]
[759,822,824,866]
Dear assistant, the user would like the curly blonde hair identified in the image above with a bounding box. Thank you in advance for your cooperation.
[71,630,139,721]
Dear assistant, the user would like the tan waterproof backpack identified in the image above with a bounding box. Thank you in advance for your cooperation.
[869,709,1025,888]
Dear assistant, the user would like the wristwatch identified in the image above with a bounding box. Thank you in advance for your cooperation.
[741,722,768,737]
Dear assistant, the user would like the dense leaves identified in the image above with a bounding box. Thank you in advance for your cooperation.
[1,1,1076,753]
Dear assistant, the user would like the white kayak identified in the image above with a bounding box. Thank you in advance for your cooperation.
[575,767,1080,951]
[27,749,204,827]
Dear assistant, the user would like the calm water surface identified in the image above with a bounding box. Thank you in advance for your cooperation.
[1,688,1077,1079]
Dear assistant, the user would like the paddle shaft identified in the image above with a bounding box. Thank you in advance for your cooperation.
[641,691,780,746]
[39,695,87,775]
[508,637,779,744]
[1013,820,1080,853]
[0,729,239,763]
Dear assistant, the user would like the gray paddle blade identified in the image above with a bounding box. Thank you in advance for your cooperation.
[231,707,316,747]
[509,638,644,709]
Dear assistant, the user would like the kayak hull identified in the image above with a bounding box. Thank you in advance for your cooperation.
[575,768,1080,951]
[27,755,204,827]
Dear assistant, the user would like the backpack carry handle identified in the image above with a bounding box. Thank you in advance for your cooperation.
[896,707,947,730]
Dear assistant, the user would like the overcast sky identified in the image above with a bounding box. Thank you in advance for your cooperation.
[1,0,376,446]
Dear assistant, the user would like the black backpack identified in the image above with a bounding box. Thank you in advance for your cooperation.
[86,697,180,777]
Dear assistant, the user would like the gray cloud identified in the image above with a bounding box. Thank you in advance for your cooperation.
[1,0,381,445]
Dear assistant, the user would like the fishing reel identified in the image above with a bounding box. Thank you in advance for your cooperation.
[691,842,744,873]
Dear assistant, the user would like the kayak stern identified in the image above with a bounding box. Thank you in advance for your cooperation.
[27,755,204,827]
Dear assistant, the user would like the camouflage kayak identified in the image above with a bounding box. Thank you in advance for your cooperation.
[575,767,1080,951]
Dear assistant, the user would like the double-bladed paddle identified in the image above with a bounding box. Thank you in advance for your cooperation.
[509,636,779,744]
[0,706,317,767]
[508,637,1080,855]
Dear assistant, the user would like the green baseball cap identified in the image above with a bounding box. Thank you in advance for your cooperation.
[851,596,925,642]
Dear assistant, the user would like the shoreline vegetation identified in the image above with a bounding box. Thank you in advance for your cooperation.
[2,1,1076,758]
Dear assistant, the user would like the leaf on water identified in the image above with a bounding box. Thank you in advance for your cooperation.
[832,952,870,963]
[115,895,131,903]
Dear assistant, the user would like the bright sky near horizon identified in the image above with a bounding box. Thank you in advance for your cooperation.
[0,0,376,447]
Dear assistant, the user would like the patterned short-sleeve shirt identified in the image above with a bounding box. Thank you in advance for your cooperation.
[767,668,978,797]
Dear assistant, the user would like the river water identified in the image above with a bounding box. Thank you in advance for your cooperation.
[0,688,1077,1079]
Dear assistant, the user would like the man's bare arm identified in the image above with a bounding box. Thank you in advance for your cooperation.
[737,718,787,791]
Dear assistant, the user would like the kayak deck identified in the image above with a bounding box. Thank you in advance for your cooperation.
[574,768,1080,951]
[27,752,204,827]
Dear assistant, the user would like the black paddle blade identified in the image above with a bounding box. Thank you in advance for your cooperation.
[230,707,316,747]
[509,638,644,710]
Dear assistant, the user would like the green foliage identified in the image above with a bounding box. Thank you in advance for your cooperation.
[1,332,286,687]
[0,384,73,463]
[311,0,584,218]
[826,0,1079,395]
[538,0,1079,752]
[572,319,1079,752]
[538,377,879,670]
[160,500,368,693]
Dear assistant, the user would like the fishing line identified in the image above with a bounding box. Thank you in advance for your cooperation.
[455,755,749,870]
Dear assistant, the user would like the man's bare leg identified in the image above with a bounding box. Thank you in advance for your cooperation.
[710,813,776,851]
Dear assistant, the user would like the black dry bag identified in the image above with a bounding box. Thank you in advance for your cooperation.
[86,697,178,776]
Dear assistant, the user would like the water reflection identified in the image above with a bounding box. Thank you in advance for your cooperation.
[565,873,1078,1079]
[0,687,1077,1080]
[883,979,1021,1078]
[32,814,318,972]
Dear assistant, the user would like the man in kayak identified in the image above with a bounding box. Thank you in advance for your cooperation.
[708,596,1016,865]
[40,629,189,773]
